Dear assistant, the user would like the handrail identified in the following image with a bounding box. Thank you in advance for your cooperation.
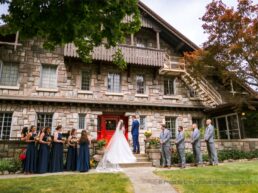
[184,71,222,105]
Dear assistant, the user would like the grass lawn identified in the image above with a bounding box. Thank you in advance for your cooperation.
[0,173,133,193]
[155,161,258,193]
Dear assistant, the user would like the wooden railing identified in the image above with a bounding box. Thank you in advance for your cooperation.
[159,55,186,75]
[64,43,166,67]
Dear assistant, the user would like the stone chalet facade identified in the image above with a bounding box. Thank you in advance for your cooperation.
[0,2,258,153]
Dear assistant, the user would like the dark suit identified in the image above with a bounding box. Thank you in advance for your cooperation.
[131,119,140,153]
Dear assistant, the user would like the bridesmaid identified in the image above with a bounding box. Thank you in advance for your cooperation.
[20,127,28,172]
[66,128,78,171]
[77,130,91,172]
[50,125,64,172]
[24,126,37,174]
[38,127,51,173]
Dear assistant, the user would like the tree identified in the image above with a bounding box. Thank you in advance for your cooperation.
[185,0,258,91]
[0,0,140,66]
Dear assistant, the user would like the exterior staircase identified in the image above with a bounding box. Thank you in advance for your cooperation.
[119,154,152,168]
[181,72,223,107]
[159,55,223,108]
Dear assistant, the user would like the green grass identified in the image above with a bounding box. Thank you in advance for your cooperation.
[155,161,258,193]
[0,173,133,193]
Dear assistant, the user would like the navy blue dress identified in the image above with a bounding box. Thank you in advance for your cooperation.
[24,133,37,173]
[38,133,51,173]
[66,136,77,171]
[50,133,63,172]
[77,141,90,172]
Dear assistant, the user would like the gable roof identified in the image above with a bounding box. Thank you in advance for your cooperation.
[138,1,199,51]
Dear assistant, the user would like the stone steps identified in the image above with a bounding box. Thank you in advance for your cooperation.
[120,154,152,168]
[136,157,149,162]
[120,162,152,168]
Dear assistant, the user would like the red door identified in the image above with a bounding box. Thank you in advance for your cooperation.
[97,115,128,143]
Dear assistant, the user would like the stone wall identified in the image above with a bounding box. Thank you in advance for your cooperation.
[0,39,205,107]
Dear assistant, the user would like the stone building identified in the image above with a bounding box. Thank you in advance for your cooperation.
[0,2,257,152]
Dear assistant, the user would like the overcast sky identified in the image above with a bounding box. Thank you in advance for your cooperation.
[1,0,257,46]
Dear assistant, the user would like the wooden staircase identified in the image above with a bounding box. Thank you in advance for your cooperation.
[181,72,223,107]
[119,154,152,168]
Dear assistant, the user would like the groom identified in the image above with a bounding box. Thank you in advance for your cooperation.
[131,115,140,154]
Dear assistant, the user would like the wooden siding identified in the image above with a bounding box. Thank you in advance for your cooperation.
[64,43,166,67]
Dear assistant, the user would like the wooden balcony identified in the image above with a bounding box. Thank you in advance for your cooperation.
[64,43,166,67]
[159,56,186,76]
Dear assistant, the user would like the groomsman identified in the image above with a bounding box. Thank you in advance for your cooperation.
[160,123,172,168]
[175,126,185,168]
[191,123,203,166]
[205,119,218,165]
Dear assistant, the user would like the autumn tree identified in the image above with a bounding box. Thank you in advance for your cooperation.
[0,0,140,66]
[185,0,258,91]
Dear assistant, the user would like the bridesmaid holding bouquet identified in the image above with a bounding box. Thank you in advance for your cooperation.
[50,125,64,172]
[38,127,51,173]
[66,128,78,171]
[24,126,37,174]
[77,130,91,172]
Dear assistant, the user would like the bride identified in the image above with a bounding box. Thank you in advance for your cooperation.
[96,119,136,172]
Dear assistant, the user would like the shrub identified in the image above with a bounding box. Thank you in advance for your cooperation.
[97,139,107,149]
[0,157,22,173]
[0,159,10,172]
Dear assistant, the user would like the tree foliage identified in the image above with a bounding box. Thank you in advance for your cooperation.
[185,0,258,91]
[0,0,140,66]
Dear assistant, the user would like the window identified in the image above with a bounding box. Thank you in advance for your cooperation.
[164,78,175,95]
[189,88,198,98]
[106,120,117,131]
[79,114,86,129]
[37,113,53,132]
[165,117,176,139]
[0,61,18,86]
[40,64,57,88]
[0,113,12,139]
[81,71,91,90]
[136,75,145,94]
[107,73,120,92]
[139,116,146,130]
[192,118,203,128]
[215,113,240,139]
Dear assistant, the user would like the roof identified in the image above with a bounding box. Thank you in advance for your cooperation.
[138,1,199,50]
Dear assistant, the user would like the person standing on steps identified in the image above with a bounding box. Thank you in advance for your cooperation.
[205,119,218,166]
[160,123,172,168]
[131,115,140,154]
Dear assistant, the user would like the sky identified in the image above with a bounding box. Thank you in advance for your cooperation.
[1,0,257,46]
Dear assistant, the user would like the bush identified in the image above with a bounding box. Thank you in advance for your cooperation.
[0,157,22,173]
[0,159,10,172]
[170,149,258,164]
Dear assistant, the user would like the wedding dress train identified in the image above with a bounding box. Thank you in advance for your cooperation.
[96,120,136,172]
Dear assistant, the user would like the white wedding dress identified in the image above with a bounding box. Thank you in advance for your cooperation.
[96,120,136,172]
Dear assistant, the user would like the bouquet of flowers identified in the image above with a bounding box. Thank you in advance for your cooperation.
[70,138,78,144]
[144,130,152,138]
[19,148,26,161]
[47,136,52,142]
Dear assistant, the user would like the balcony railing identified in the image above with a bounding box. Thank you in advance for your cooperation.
[64,43,166,67]
[159,55,186,75]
